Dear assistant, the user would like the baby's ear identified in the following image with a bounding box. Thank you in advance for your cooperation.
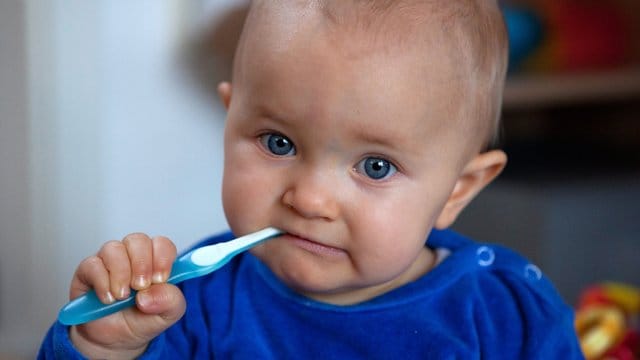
[435,150,507,229]
[217,82,232,110]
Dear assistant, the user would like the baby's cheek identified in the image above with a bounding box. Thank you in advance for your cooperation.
[355,214,428,271]
[222,170,253,228]
[222,165,274,234]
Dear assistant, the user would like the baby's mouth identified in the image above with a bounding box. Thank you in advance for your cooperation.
[283,232,347,258]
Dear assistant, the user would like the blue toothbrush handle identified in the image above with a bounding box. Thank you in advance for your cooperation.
[58,255,203,326]
[57,227,282,326]
[58,289,137,326]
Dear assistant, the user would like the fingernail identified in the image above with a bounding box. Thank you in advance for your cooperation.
[137,291,151,308]
[119,287,130,299]
[135,275,148,289]
[152,272,164,284]
[105,291,115,304]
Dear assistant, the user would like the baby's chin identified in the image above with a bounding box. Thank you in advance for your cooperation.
[250,245,342,293]
[252,255,376,305]
[292,281,388,306]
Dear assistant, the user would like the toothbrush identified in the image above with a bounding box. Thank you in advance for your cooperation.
[58,227,283,326]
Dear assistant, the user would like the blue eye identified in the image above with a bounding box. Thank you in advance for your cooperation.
[356,157,397,180]
[260,133,296,156]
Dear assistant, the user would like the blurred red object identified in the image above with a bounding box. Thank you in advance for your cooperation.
[526,0,633,72]
[578,285,620,310]
[575,283,640,360]
[604,331,640,360]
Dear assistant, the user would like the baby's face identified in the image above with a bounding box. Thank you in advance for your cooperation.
[221,7,478,304]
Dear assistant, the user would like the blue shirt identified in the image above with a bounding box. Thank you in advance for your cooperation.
[39,229,584,359]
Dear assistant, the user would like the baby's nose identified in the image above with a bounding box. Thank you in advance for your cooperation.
[281,170,340,220]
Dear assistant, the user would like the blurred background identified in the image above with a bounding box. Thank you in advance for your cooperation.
[456,0,640,308]
[1,0,638,357]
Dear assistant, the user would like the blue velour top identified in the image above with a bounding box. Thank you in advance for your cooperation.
[39,229,584,359]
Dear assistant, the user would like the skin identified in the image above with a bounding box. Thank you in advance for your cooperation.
[221,0,506,305]
[69,234,185,358]
[67,1,507,357]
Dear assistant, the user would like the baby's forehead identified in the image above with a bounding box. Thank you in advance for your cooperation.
[240,0,506,152]
[246,1,486,69]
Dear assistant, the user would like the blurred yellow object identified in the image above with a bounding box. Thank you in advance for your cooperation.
[602,283,640,316]
[575,282,640,359]
[575,306,626,359]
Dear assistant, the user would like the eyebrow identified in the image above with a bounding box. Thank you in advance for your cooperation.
[251,103,294,126]
[254,101,407,153]
[350,121,405,151]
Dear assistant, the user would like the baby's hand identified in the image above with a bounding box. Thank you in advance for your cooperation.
[68,233,186,358]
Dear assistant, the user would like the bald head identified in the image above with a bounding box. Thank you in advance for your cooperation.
[232,0,508,152]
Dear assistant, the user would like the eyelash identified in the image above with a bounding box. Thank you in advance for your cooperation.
[353,156,398,181]
[258,132,296,157]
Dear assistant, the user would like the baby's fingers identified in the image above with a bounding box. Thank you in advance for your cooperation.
[130,283,186,340]
[71,256,114,304]
[151,236,177,284]
[98,240,132,300]
[123,233,153,291]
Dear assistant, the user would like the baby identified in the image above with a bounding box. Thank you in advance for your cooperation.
[39,0,584,358]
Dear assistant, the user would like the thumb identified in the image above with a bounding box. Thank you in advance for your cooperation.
[127,283,186,340]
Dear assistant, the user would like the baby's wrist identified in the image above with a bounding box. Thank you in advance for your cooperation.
[69,325,147,359]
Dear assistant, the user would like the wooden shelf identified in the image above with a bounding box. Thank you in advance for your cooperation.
[503,67,640,110]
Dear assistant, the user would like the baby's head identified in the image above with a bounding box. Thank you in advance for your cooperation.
[220,0,509,305]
